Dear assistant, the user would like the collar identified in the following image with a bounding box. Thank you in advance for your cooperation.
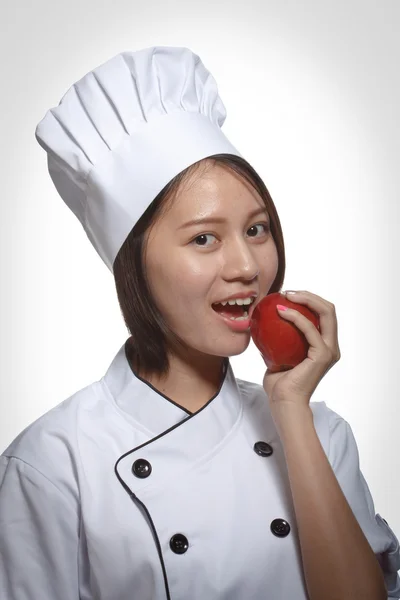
[102,339,243,444]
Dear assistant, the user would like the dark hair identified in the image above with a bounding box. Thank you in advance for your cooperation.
[113,154,286,380]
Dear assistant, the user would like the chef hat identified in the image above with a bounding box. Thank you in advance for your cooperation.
[35,46,243,273]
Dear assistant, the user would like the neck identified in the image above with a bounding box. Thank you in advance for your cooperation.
[132,350,226,414]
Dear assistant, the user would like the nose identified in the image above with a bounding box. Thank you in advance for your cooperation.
[222,236,260,280]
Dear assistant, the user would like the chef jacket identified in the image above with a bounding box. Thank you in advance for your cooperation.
[1,339,400,600]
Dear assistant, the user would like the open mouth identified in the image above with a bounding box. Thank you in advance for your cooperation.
[211,300,255,320]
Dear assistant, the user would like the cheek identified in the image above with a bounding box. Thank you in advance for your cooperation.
[170,253,215,288]
[263,242,280,277]
[148,257,210,315]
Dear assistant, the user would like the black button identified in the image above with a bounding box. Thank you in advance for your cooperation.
[132,459,152,478]
[271,518,291,537]
[254,441,273,457]
[170,534,189,554]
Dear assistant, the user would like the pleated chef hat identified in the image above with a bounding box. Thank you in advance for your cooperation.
[35,46,243,273]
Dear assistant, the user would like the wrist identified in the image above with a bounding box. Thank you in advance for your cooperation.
[270,402,314,441]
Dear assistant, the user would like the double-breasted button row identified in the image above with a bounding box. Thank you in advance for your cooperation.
[132,441,274,478]
[254,440,291,538]
[131,459,189,554]
[168,520,290,552]
[132,441,275,479]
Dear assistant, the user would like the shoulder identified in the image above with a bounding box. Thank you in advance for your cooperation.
[1,380,103,503]
[3,381,98,457]
[235,375,350,452]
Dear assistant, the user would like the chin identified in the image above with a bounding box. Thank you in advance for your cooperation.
[214,338,251,357]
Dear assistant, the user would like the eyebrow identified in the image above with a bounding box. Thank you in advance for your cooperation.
[178,207,269,229]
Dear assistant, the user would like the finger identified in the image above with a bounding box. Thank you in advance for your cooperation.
[281,289,332,309]
[280,290,338,350]
[277,305,329,358]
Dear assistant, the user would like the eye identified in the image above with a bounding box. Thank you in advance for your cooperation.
[191,222,270,248]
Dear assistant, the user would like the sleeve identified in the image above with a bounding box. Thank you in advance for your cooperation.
[0,455,80,599]
[327,408,400,599]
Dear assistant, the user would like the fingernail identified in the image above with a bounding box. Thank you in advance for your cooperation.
[277,304,288,312]
[283,290,297,295]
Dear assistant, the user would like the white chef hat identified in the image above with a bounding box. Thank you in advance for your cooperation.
[35,46,243,273]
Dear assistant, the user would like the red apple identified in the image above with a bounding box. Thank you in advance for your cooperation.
[250,292,321,372]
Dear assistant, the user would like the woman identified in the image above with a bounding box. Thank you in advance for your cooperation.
[1,46,399,599]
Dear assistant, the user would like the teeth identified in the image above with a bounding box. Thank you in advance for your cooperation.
[215,297,255,307]
[229,310,249,321]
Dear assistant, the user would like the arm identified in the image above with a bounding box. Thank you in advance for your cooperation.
[0,456,80,599]
[273,403,388,600]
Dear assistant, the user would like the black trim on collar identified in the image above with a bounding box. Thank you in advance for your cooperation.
[124,340,229,416]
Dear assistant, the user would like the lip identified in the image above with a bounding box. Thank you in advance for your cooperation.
[247,298,257,320]
[213,309,252,332]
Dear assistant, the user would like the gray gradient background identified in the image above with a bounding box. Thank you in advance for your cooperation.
[1,0,399,542]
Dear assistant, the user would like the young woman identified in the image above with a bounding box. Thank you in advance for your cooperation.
[1,46,399,600]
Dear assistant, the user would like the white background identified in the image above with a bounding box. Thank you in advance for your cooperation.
[1,0,399,538]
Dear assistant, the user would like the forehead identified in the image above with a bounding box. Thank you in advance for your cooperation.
[172,162,263,213]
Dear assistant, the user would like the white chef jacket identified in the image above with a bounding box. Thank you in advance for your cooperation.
[1,340,399,600]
